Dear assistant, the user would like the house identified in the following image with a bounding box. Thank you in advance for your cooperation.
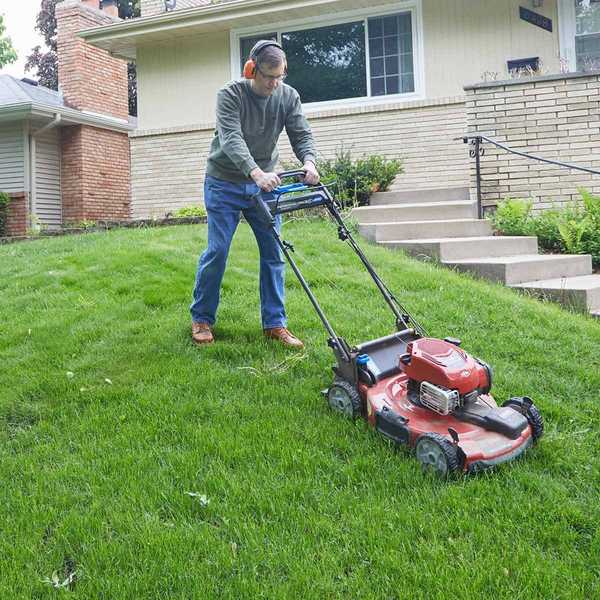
[77,0,600,219]
[0,0,134,236]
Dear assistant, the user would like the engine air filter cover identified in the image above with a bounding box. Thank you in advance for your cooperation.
[399,338,490,396]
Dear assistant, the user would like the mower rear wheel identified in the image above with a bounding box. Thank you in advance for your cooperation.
[503,397,544,443]
[327,379,362,420]
[415,433,460,478]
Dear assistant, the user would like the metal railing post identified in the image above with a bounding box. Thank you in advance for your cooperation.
[474,136,483,220]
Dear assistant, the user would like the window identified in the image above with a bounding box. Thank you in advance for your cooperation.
[575,0,600,70]
[236,9,417,105]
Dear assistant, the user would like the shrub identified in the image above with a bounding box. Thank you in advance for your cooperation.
[492,190,600,267]
[527,208,562,252]
[0,191,10,236]
[491,198,532,236]
[315,148,403,208]
[173,205,207,218]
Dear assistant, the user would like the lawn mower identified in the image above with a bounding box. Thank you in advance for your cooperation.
[254,170,543,477]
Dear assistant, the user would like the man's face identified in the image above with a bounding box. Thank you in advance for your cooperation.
[252,61,286,97]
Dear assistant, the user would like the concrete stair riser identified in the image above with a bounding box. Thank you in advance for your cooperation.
[360,219,493,242]
[445,255,592,286]
[381,236,539,261]
[512,275,600,312]
[370,187,470,206]
[351,201,477,223]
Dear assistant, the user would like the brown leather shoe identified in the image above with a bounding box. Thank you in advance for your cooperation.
[191,322,214,345]
[263,327,304,349]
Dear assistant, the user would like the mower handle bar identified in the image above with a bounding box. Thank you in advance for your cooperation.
[277,169,308,181]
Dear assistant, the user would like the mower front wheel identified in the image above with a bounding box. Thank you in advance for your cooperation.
[327,379,362,420]
[415,433,460,478]
[503,397,544,443]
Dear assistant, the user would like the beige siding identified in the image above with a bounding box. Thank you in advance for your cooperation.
[33,129,62,228]
[135,0,561,131]
[0,122,26,193]
[136,32,230,130]
[130,98,468,218]
[423,0,560,98]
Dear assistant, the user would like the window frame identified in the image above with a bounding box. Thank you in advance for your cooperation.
[229,0,424,113]
[557,0,600,71]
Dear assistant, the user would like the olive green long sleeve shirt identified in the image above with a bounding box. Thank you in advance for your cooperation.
[205,79,316,184]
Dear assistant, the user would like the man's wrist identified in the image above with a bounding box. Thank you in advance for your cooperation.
[250,167,263,180]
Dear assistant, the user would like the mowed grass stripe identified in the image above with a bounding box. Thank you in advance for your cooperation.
[0,221,599,598]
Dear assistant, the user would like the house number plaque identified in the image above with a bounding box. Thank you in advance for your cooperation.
[519,6,553,32]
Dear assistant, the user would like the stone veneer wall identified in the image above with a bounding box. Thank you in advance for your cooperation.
[129,97,469,218]
[465,72,600,211]
[4,193,28,237]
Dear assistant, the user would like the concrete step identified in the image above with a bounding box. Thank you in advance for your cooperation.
[444,254,592,285]
[512,274,600,312]
[360,219,492,242]
[351,201,477,224]
[370,187,470,206]
[380,236,539,261]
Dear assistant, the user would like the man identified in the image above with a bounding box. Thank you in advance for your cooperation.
[190,40,319,348]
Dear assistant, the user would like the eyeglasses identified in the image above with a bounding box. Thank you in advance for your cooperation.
[256,65,287,82]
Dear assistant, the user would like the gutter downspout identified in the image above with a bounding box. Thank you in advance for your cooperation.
[30,113,62,230]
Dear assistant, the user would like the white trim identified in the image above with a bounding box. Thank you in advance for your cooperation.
[230,0,424,111]
[558,0,577,71]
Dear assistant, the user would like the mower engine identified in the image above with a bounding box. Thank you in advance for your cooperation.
[399,338,492,416]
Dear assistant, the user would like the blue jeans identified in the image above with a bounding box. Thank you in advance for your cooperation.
[190,175,286,329]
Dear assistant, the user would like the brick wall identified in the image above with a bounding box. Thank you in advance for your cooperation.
[56,0,131,224]
[61,125,131,223]
[4,193,28,237]
[57,0,128,120]
[129,97,469,218]
[466,72,600,211]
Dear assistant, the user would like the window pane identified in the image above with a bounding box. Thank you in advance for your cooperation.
[368,12,414,95]
[402,73,414,93]
[384,36,399,55]
[386,76,399,94]
[371,77,385,96]
[383,16,398,36]
[385,55,399,75]
[577,32,600,70]
[576,0,600,35]
[282,21,367,103]
[576,0,600,70]
[371,57,384,76]
[369,37,384,58]
[369,18,383,37]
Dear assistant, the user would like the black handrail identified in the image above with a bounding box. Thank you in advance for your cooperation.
[461,134,600,219]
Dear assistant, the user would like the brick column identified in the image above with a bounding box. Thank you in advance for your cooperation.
[56,0,131,223]
[56,0,128,120]
[3,193,29,237]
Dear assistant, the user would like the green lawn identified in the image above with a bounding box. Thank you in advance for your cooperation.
[1,220,599,599]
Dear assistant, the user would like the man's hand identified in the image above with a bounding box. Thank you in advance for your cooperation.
[302,161,320,185]
[251,168,281,192]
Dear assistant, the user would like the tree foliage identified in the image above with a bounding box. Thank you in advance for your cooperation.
[25,0,139,115]
[0,14,18,68]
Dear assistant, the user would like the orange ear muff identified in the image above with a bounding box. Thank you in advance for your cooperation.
[243,59,257,79]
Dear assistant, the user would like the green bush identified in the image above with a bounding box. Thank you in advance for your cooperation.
[0,191,10,236]
[491,198,532,236]
[315,148,403,208]
[492,189,600,267]
[173,205,207,218]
